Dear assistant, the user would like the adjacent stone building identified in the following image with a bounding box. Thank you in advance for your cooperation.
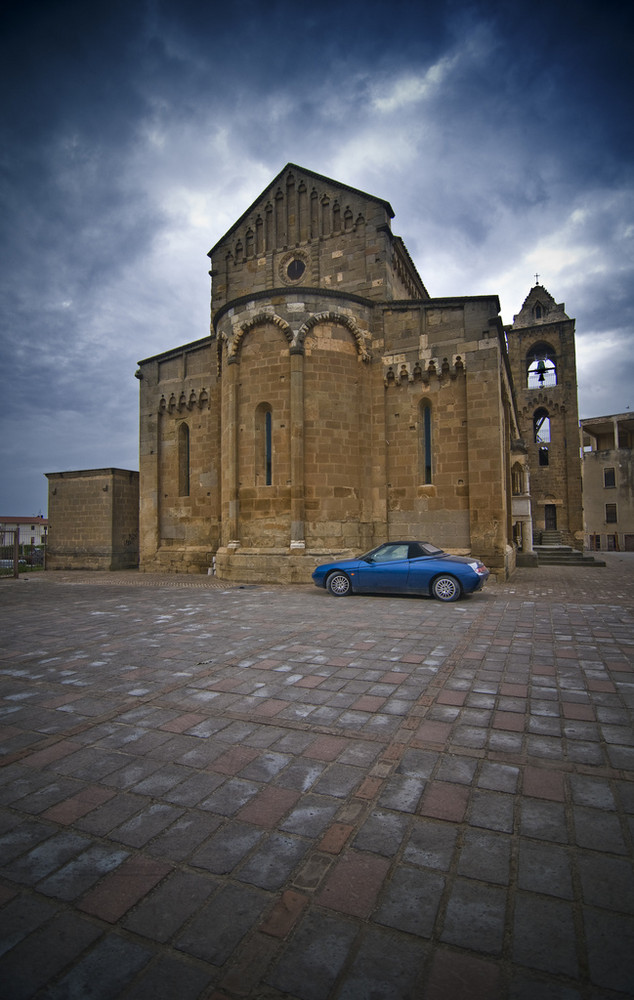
[581,412,634,551]
[137,163,582,582]
[46,468,139,570]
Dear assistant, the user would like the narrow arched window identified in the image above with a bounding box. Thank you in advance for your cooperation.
[255,403,272,485]
[420,402,432,484]
[178,423,190,496]
[533,408,551,444]
[265,410,272,485]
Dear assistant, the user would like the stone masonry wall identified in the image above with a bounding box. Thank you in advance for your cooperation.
[138,338,219,573]
[46,468,139,570]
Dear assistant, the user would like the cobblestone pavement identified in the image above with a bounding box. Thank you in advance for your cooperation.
[1,555,633,1000]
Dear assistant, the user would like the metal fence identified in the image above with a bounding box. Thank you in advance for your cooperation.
[0,531,46,577]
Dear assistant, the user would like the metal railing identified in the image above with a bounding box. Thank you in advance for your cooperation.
[0,533,46,577]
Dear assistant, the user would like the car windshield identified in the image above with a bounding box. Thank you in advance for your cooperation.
[360,541,445,561]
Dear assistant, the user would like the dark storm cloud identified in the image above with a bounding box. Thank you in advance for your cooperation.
[1,0,633,513]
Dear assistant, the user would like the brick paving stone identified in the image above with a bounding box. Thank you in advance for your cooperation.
[280,794,340,838]
[163,770,225,806]
[317,850,390,917]
[0,893,59,959]
[478,761,520,792]
[577,854,634,913]
[434,753,478,784]
[377,773,425,812]
[237,785,301,827]
[2,562,634,999]
[512,895,579,977]
[414,719,453,743]
[522,766,566,801]
[574,804,629,853]
[425,948,502,1000]
[397,749,439,778]
[176,883,269,966]
[275,758,326,791]
[353,808,410,856]
[199,777,260,816]
[124,955,216,1000]
[318,822,354,854]
[0,910,103,1000]
[9,777,83,814]
[110,802,185,847]
[469,788,515,832]
[0,818,57,864]
[220,932,280,995]
[74,791,146,835]
[336,924,428,998]
[508,974,582,1000]
[264,908,358,1000]
[420,780,470,821]
[2,829,90,886]
[236,832,310,890]
[37,842,130,900]
[374,865,444,936]
[95,744,164,775]
[520,798,569,842]
[44,933,154,1000]
[21,739,82,768]
[78,855,172,922]
[123,869,217,940]
[457,829,512,885]
[441,878,507,955]
[403,817,457,871]
[517,841,573,899]
[311,762,365,799]
[42,784,116,824]
[190,820,264,874]
[583,908,634,994]
[146,810,223,861]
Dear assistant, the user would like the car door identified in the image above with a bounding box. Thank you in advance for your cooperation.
[355,544,411,593]
[405,555,438,594]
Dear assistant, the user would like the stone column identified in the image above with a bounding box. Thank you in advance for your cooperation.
[289,347,305,548]
[223,357,240,546]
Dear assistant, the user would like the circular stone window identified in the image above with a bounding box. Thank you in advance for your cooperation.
[279,252,308,285]
[286,258,305,281]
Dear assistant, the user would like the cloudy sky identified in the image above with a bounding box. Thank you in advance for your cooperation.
[1,0,632,515]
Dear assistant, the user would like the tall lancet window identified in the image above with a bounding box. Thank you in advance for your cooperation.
[178,423,190,497]
[420,401,433,484]
[256,403,273,486]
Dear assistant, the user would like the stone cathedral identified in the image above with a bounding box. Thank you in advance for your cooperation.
[136,163,583,582]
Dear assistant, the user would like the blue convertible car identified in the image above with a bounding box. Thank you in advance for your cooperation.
[312,541,489,602]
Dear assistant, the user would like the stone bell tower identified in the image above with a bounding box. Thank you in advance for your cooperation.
[506,283,583,550]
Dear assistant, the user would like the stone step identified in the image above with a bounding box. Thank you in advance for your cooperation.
[533,548,606,567]
[540,530,563,543]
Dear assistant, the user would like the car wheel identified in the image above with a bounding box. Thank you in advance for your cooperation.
[432,574,461,602]
[326,572,352,596]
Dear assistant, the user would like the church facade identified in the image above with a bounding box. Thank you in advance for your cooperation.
[136,164,582,582]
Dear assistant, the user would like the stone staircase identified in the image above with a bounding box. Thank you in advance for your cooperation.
[533,533,606,567]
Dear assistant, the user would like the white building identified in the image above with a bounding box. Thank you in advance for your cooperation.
[581,413,634,551]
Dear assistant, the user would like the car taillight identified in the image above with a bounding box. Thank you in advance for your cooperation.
[470,562,488,575]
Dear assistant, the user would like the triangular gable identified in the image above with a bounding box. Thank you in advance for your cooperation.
[208,163,394,257]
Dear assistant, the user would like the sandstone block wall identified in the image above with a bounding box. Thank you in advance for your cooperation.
[46,469,139,570]
[138,337,218,574]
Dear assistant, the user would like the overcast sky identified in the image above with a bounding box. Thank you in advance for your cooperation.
[1,0,632,516]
